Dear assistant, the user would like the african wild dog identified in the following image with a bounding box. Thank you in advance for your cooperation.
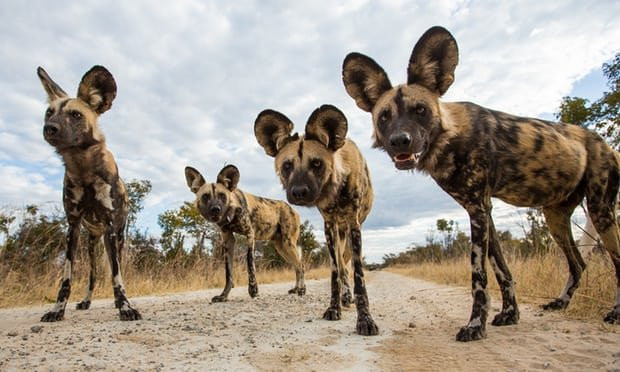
[254,105,378,335]
[185,164,306,301]
[342,26,620,341]
[37,66,141,321]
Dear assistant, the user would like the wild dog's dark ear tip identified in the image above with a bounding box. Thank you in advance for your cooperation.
[86,65,112,76]
[425,25,452,35]
[318,104,346,118]
[184,166,197,175]
[220,164,239,174]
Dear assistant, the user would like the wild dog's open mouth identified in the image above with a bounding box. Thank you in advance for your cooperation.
[393,151,423,170]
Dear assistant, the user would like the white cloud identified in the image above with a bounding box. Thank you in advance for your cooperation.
[0,0,618,263]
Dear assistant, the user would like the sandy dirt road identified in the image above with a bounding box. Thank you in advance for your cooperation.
[1,271,619,371]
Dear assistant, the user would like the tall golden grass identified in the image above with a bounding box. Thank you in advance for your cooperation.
[0,256,329,308]
[388,248,616,321]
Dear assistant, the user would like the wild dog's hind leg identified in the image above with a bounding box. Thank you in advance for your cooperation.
[351,225,378,335]
[42,221,80,322]
[322,221,341,321]
[542,199,585,311]
[586,159,620,323]
[488,219,519,326]
[275,238,306,296]
[76,233,100,310]
[213,231,235,302]
[104,224,141,320]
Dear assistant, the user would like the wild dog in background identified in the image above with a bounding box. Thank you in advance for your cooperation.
[37,66,141,321]
[185,164,306,301]
[342,26,620,341]
[254,105,378,335]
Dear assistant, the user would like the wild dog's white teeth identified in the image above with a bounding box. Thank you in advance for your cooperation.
[412,152,423,162]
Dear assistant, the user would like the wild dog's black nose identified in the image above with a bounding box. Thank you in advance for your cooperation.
[291,185,310,200]
[44,124,59,137]
[210,205,221,215]
[389,132,412,149]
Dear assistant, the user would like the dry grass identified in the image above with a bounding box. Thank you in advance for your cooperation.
[0,257,330,309]
[388,249,616,321]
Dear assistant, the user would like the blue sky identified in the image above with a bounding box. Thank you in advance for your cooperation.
[0,1,619,262]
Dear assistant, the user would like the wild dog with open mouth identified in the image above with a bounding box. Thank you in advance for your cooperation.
[342,26,620,341]
[37,66,141,321]
[185,164,306,301]
[254,105,378,335]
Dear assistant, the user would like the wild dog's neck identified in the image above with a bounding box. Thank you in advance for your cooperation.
[60,142,119,183]
[417,102,465,175]
[316,150,347,211]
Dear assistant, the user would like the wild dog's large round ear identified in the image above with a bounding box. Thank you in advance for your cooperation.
[217,164,240,191]
[77,65,117,114]
[185,166,206,194]
[305,104,348,151]
[37,67,68,103]
[407,26,458,96]
[254,109,295,157]
[342,52,392,112]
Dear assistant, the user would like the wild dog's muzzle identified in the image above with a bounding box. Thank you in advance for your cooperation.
[386,131,426,170]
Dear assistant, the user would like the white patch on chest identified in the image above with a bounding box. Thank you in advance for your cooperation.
[94,179,114,210]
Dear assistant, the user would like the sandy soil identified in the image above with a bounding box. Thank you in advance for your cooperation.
[1,271,619,371]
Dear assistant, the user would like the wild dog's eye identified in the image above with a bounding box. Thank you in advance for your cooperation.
[378,109,391,125]
[282,161,293,173]
[71,111,82,119]
[45,108,53,117]
[201,193,211,202]
[217,192,226,201]
[311,159,323,170]
[415,106,426,116]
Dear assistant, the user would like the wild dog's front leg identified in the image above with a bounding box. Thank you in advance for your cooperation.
[488,220,519,326]
[42,222,80,322]
[77,233,100,310]
[104,225,141,321]
[246,235,259,298]
[322,222,341,321]
[212,231,235,303]
[456,205,491,342]
[351,226,378,335]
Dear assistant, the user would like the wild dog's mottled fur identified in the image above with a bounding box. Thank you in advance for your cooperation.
[254,105,378,335]
[185,164,305,301]
[37,66,141,322]
[343,26,620,341]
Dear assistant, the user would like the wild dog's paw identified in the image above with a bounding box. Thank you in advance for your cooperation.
[491,309,519,326]
[604,307,620,324]
[211,295,228,303]
[41,310,65,322]
[288,286,306,296]
[76,300,91,310]
[356,314,379,336]
[456,325,486,342]
[542,298,569,311]
[323,306,341,321]
[341,290,354,307]
[119,307,142,321]
[248,284,259,298]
